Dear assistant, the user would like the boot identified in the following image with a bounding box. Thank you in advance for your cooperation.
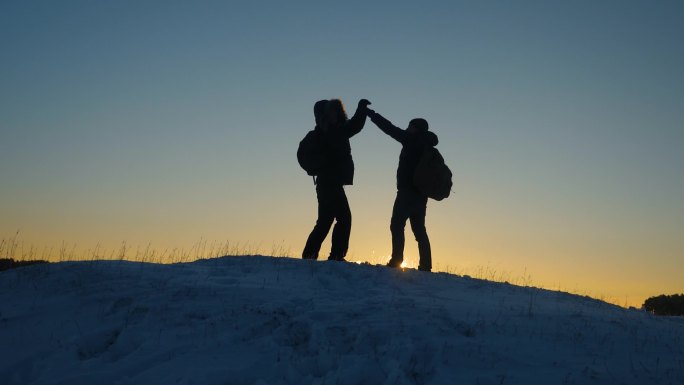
[386,258,402,268]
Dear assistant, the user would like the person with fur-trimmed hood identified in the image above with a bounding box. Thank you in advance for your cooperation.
[367,108,438,271]
[302,98,371,261]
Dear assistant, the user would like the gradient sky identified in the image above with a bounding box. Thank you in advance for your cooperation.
[1,1,682,306]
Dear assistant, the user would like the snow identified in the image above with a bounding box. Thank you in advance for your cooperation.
[0,256,682,385]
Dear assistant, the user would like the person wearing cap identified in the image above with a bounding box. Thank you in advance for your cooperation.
[367,108,438,271]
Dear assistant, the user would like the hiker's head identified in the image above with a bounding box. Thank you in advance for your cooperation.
[408,118,428,134]
[324,99,348,128]
[313,100,328,126]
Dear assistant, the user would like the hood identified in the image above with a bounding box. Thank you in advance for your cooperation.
[422,131,439,147]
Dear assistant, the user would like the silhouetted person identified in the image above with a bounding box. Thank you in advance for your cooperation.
[367,110,437,271]
[302,99,371,261]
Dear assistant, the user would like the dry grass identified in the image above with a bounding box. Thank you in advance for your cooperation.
[2,231,628,307]
[0,232,291,265]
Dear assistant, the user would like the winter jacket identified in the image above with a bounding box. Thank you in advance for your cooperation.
[315,107,366,186]
[369,111,439,191]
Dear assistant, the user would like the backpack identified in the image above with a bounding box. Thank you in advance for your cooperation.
[413,147,452,201]
[297,130,327,176]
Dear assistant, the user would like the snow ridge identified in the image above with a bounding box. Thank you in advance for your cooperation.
[0,256,682,384]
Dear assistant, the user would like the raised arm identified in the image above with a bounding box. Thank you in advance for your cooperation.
[367,110,407,143]
[344,99,371,138]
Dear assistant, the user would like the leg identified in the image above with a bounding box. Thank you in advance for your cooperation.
[329,185,351,260]
[389,190,411,267]
[302,184,335,259]
[409,195,431,271]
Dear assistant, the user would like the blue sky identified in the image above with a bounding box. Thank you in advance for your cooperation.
[1,1,682,305]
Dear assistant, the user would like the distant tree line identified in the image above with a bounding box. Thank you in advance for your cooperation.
[0,258,48,272]
[643,294,684,316]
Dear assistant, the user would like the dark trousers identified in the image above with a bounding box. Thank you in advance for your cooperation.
[389,189,431,270]
[302,183,351,261]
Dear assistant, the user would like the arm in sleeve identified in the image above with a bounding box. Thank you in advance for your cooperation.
[368,110,406,143]
[345,106,367,138]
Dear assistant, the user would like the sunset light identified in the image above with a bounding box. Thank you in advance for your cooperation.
[2,1,682,309]
[2,2,683,383]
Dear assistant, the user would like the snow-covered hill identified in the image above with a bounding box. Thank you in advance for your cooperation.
[0,256,682,385]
